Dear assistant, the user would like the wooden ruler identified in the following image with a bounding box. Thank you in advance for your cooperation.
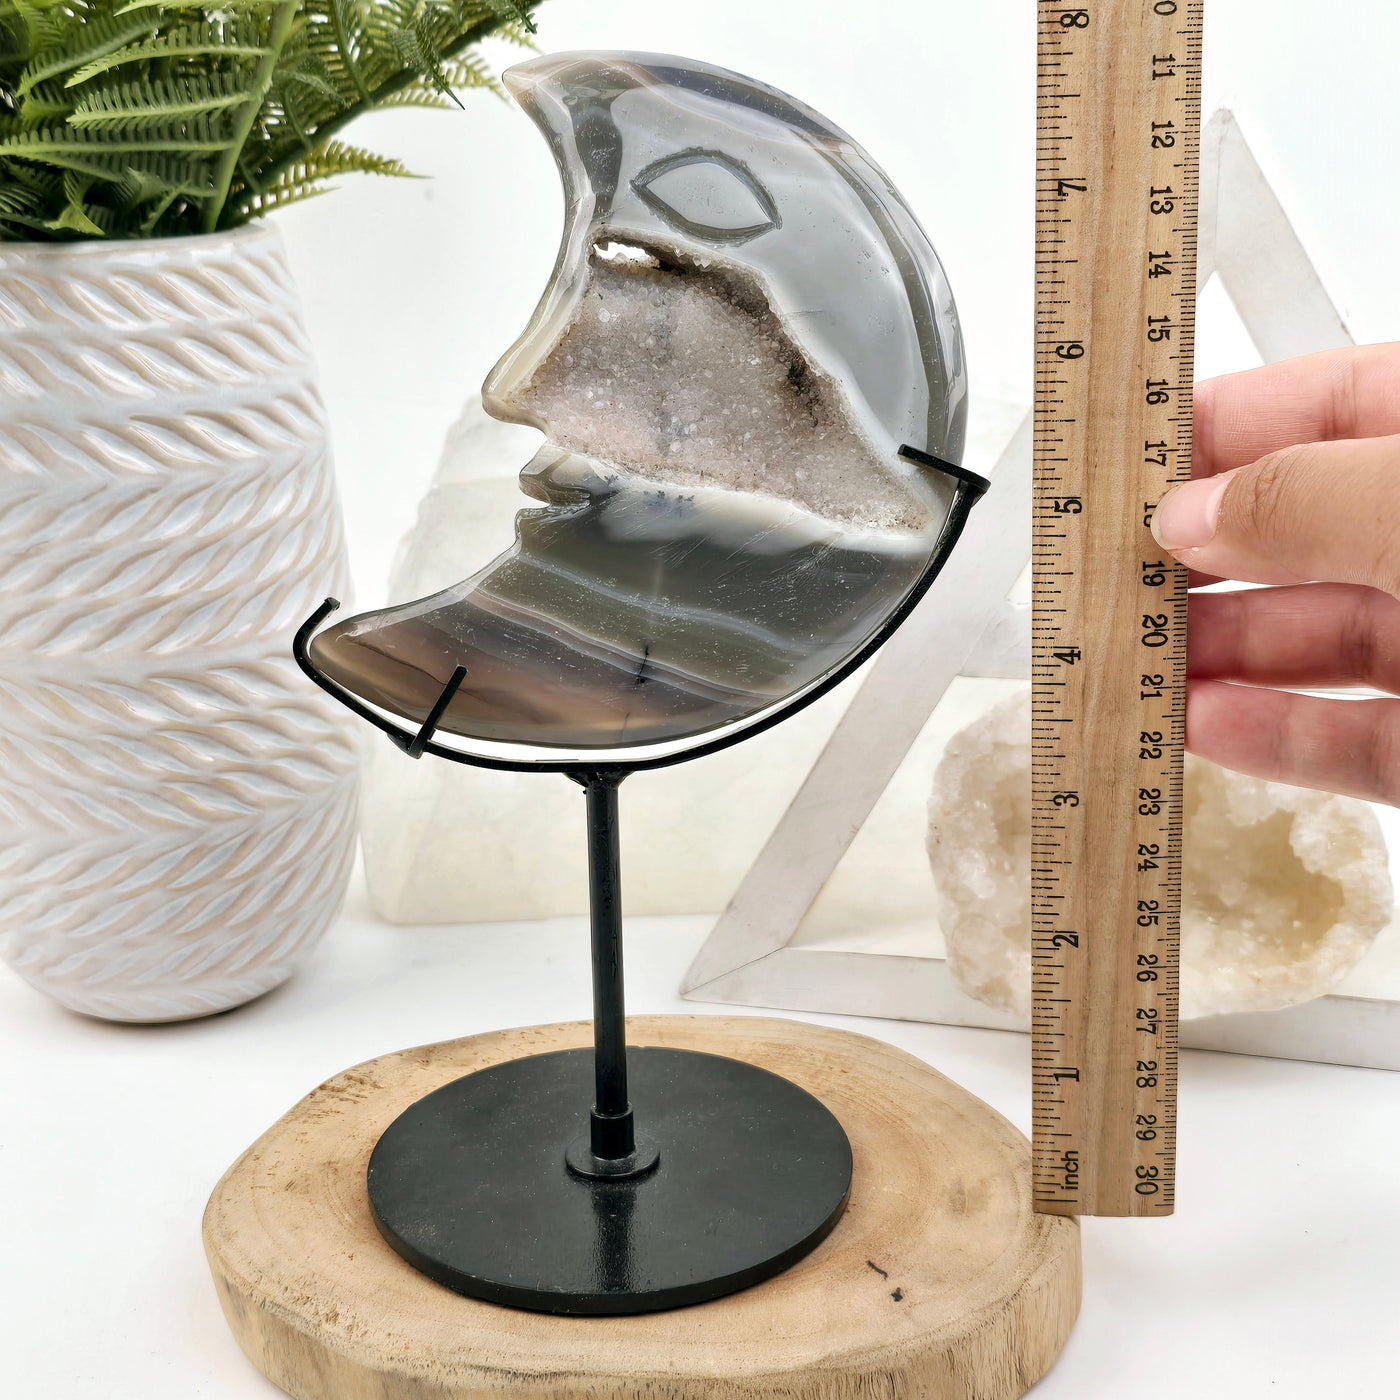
[1031,0,1202,1216]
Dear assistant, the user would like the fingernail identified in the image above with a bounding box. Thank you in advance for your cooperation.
[1151,470,1237,552]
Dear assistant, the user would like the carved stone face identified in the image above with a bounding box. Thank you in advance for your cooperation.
[309,52,968,761]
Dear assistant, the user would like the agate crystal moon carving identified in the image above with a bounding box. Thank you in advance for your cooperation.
[293,50,981,1318]
[308,51,969,761]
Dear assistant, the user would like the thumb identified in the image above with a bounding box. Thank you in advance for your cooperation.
[1150,435,1400,595]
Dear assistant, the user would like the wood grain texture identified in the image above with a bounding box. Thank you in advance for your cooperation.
[1031,0,1202,1215]
[204,1015,1079,1400]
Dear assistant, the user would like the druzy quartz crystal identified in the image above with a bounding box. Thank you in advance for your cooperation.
[310,52,967,755]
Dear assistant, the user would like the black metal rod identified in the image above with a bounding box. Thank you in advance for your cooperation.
[406,664,467,758]
[583,771,635,1159]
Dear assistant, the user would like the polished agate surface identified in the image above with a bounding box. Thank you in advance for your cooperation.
[310,51,967,753]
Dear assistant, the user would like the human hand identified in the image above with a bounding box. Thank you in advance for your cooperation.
[1150,343,1400,806]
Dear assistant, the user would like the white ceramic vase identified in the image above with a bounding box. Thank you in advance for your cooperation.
[0,223,359,1021]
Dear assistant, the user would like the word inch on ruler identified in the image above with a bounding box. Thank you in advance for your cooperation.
[1031,0,1201,1217]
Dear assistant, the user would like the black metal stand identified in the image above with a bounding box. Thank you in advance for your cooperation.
[562,772,660,1180]
[363,768,852,1315]
[295,444,988,1316]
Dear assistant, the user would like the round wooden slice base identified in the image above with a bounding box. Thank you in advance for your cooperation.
[204,1016,1080,1400]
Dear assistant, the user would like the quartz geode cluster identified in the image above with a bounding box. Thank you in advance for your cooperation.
[927,688,1393,1020]
[308,51,967,757]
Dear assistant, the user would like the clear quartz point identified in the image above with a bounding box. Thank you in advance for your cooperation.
[309,51,968,756]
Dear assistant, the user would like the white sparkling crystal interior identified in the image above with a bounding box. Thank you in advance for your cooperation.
[516,250,930,533]
[926,687,1394,1020]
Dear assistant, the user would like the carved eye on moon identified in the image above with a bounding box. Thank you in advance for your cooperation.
[630,149,781,245]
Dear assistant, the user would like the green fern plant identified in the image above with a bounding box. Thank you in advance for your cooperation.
[0,0,543,239]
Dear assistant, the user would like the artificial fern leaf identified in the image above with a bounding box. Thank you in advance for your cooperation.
[271,135,412,181]
[0,163,56,235]
[492,17,540,49]
[18,11,157,97]
[325,0,376,103]
[465,0,536,33]
[0,0,72,68]
[114,0,274,14]
[1,126,144,180]
[0,0,547,238]
[372,80,456,109]
[13,79,70,125]
[113,162,173,205]
[273,43,342,105]
[110,160,206,233]
[0,185,47,230]
[5,120,235,158]
[227,133,412,214]
[136,183,181,232]
[44,169,108,232]
[233,168,326,214]
[49,200,107,234]
[0,155,58,195]
[438,52,503,97]
[69,73,256,128]
[1,127,218,186]
[64,19,272,87]
[381,15,460,106]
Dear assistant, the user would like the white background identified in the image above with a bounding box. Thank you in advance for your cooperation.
[5,3,1400,1396]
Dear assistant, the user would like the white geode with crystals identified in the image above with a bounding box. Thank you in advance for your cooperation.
[927,688,1393,1020]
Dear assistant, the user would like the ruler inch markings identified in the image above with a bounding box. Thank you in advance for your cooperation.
[1031,0,1200,1218]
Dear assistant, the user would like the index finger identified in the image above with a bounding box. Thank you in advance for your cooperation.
[1193,342,1400,479]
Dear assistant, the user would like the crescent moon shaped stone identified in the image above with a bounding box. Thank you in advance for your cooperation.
[310,51,968,756]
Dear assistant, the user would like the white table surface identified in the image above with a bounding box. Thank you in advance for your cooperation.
[2,869,1397,1399]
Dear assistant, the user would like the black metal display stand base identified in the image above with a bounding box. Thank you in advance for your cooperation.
[367,1044,852,1315]
[361,772,852,1315]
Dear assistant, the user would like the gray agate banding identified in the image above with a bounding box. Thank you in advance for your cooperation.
[309,51,968,754]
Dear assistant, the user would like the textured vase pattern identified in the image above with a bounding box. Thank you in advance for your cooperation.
[0,224,358,1021]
